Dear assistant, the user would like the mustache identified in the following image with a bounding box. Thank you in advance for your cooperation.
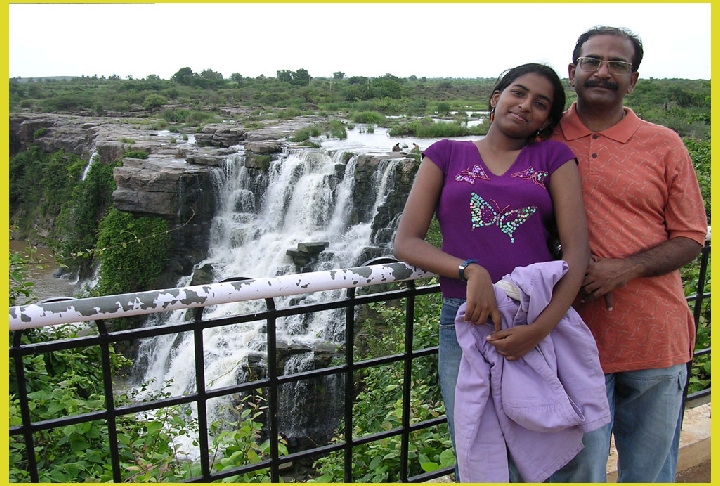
[584,79,619,91]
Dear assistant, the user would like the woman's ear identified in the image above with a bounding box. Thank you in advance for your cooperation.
[490,90,500,108]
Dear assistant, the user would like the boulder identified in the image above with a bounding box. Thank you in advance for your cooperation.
[112,158,217,223]
[246,140,283,154]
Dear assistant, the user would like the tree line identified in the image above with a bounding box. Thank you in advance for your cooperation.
[9,67,710,140]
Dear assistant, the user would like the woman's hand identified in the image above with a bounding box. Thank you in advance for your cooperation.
[462,263,502,331]
[486,321,550,361]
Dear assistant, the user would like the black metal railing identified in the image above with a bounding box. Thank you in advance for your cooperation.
[9,244,711,482]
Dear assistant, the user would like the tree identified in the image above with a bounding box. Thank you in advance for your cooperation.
[333,71,345,80]
[230,73,243,84]
[199,68,224,88]
[171,67,196,86]
[291,68,311,87]
[371,73,405,99]
[277,70,293,83]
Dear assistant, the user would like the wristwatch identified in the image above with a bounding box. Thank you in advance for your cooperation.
[458,259,478,281]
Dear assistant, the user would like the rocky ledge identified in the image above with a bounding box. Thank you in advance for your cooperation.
[10,112,324,222]
[9,112,420,288]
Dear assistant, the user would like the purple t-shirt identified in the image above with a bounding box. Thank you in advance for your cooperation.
[423,138,576,299]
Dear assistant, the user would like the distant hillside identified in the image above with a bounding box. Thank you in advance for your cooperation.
[8,69,710,141]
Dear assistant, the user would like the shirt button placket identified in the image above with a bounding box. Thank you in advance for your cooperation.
[591,134,599,160]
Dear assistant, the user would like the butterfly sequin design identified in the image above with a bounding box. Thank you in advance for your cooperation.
[510,167,549,188]
[455,165,490,184]
[470,193,537,243]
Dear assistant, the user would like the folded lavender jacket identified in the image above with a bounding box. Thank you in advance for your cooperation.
[454,260,610,483]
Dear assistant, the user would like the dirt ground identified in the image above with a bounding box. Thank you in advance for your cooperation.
[676,460,711,483]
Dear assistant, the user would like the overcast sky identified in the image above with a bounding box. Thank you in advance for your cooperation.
[9,3,711,81]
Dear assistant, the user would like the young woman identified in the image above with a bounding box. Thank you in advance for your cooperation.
[393,63,590,478]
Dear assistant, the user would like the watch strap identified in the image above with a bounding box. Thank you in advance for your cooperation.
[459,259,478,281]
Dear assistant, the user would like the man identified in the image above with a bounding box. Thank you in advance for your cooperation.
[549,26,708,482]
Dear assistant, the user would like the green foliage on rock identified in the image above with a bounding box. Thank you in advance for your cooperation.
[94,208,172,295]
[9,147,86,240]
[54,156,121,277]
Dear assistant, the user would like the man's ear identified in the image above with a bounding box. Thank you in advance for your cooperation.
[626,71,640,95]
[568,63,577,87]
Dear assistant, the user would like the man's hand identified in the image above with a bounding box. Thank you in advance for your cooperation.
[581,238,703,311]
[580,255,639,311]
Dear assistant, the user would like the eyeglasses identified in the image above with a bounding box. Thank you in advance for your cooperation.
[575,57,633,74]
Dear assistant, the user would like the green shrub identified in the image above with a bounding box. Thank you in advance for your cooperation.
[33,127,48,139]
[186,110,214,125]
[684,137,711,221]
[54,158,120,277]
[123,150,148,159]
[94,209,172,295]
[387,117,487,138]
[143,93,168,111]
[162,108,191,123]
[351,110,386,125]
[9,147,86,239]
[290,125,322,142]
[327,119,347,139]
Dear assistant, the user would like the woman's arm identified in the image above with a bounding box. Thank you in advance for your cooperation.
[393,157,501,327]
[487,159,590,359]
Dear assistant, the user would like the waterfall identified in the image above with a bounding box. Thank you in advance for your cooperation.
[131,145,401,455]
[81,151,99,181]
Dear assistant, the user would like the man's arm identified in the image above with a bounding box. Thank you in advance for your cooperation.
[581,236,703,309]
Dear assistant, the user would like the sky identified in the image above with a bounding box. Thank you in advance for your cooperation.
[8,2,712,81]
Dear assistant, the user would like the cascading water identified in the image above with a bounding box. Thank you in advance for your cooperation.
[81,150,99,181]
[131,144,401,456]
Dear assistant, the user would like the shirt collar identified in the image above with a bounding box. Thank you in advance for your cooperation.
[560,102,641,143]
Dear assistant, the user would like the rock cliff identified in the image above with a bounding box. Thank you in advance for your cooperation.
[9,113,419,287]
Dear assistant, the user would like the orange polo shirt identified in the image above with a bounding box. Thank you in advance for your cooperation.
[553,103,708,373]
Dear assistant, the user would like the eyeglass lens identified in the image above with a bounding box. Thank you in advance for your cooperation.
[578,58,631,74]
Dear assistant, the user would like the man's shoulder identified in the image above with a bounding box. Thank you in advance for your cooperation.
[630,110,684,141]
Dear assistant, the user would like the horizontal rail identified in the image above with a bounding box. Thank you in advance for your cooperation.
[9,261,433,330]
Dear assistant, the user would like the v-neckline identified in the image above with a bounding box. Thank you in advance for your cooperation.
[473,142,526,177]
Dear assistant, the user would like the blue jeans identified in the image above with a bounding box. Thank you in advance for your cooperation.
[438,298,464,480]
[548,364,687,483]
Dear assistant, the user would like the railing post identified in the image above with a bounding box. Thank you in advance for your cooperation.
[682,239,711,409]
[96,320,122,483]
[343,287,356,483]
[193,315,212,480]
[400,280,416,482]
[11,330,40,482]
[265,297,281,483]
